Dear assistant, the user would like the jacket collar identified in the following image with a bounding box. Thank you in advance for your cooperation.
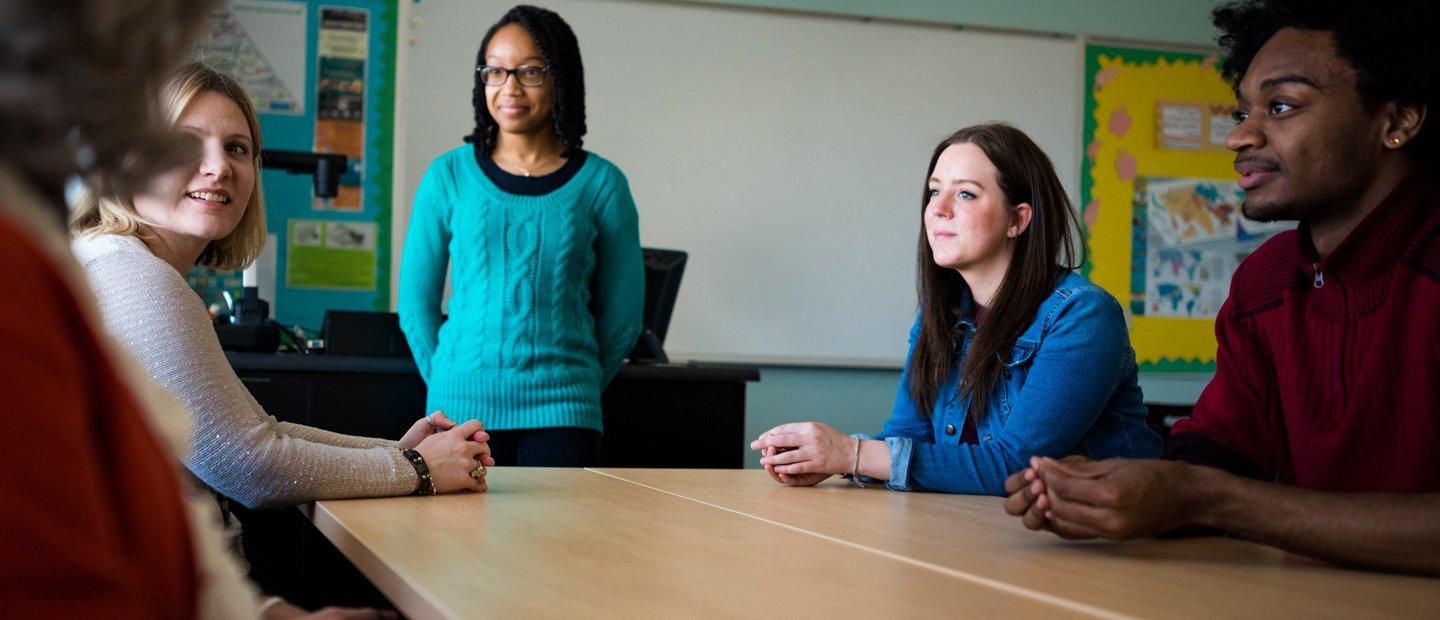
[1296,169,1440,313]
[1297,171,1438,279]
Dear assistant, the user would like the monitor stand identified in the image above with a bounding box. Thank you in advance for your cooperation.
[627,329,668,365]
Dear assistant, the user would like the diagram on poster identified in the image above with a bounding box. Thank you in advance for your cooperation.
[197,1,307,115]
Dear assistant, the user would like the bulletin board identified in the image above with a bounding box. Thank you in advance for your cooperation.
[189,0,398,331]
[1080,43,1291,374]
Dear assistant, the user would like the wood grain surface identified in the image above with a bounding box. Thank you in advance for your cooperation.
[591,468,1440,619]
[308,468,1092,619]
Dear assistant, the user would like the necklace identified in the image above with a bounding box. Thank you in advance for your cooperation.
[495,152,563,177]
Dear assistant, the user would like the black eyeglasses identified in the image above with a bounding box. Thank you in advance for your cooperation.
[477,65,551,87]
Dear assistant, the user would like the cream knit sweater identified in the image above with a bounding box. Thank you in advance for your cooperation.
[73,234,417,509]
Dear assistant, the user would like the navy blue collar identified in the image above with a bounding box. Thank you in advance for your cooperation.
[474,145,587,197]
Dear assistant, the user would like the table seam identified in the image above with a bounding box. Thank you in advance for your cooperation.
[583,469,1132,620]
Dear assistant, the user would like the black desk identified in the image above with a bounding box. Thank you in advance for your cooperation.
[226,352,759,468]
[224,352,758,609]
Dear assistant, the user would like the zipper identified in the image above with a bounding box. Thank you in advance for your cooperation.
[1333,272,1348,406]
[1312,262,1325,288]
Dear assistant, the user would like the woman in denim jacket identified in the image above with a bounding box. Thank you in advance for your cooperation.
[751,124,1162,495]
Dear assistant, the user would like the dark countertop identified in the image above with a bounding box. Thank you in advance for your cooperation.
[225,352,760,383]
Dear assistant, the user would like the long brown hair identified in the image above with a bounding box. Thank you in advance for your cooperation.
[907,124,1085,420]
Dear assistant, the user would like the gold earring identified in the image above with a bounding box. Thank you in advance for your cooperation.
[1387,136,1402,146]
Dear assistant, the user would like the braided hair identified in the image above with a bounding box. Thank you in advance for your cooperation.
[466,5,587,155]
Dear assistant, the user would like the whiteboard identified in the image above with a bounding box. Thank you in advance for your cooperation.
[399,0,1081,366]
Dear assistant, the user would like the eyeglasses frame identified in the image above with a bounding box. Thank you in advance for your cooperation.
[476,64,552,87]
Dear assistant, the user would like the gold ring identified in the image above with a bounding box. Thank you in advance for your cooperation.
[469,465,487,479]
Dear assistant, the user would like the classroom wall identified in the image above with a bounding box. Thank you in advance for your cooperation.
[683,0,1221,47]
[662,0,1225,468]
[742,367,1206,468]
[386,0,1222,468]
[399,0,1086,366]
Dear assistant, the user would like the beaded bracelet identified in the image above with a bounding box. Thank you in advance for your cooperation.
[402,448,436,496]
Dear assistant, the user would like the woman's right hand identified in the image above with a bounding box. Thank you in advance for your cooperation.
[760,445,829,489]
[760,446,832,487]
[751,423,844,487]
[766,448,835,489]
[414,420,494,493]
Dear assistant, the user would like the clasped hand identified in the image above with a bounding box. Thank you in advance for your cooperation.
[398,411,496,494]
[749,421,856,487]
[1002,456,1200,539]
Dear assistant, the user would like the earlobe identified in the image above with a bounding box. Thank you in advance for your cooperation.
[1009,203,1034,238]
[1384,102,1427,148]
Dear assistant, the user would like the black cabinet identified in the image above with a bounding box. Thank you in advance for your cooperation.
[226,352,758,467]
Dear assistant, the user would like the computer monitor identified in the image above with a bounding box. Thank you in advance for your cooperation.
[628,248,686,364]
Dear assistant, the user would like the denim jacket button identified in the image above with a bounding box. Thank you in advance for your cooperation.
[944,424,956,436]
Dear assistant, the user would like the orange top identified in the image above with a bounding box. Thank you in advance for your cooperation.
[0,210,197,619]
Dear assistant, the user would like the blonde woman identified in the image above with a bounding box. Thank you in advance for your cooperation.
[72,62,495,510]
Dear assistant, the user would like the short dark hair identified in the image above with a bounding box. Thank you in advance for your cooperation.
[1212,0,1439,168]
[466,5,586,154]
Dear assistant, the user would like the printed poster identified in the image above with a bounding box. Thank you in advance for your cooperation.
[1129,177,1289,319]
[286,219,377,290]
[197,1,307,115]
[313,6,368,212]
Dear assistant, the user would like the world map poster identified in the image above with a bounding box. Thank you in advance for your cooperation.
[1131,177,1289,319]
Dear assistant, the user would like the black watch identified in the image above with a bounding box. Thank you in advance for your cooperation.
[402,449,435,496]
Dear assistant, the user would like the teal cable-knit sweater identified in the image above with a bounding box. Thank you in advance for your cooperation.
[398,145,643,432]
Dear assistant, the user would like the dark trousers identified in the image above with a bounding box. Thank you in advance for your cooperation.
[486,427,602,467]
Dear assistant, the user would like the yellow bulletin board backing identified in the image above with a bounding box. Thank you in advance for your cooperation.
[1081,43,1291,374]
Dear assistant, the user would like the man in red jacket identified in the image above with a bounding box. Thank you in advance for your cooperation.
[1004,0,1440,575]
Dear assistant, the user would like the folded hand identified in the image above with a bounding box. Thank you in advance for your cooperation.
[750,421,854,487]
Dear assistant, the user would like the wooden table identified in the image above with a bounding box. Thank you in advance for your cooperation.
[306,469,1440,619]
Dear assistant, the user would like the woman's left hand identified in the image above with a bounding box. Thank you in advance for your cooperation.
[751,421,855,480]
[398,411,456,450]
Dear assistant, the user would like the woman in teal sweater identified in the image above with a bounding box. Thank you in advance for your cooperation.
[399,5,643,466]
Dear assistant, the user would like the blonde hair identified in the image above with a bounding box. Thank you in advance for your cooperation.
[72,61,267,270]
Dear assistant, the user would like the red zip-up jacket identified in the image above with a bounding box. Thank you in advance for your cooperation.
[1167,172,1440,493]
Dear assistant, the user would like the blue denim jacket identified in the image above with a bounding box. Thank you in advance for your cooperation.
[868,271,1161,495]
